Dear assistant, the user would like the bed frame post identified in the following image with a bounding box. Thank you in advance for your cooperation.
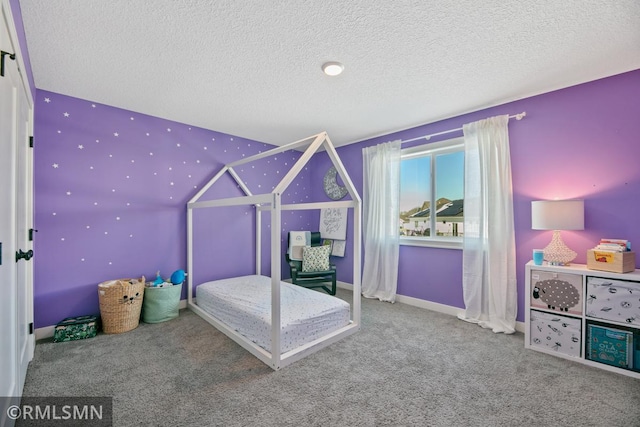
[187,206,194,306]
[353,202,362,324]
[256,207,261,275]
[270,192,282,368]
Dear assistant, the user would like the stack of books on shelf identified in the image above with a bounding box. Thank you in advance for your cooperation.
[592,238,631,253]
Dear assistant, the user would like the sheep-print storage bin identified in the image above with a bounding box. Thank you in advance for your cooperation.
[530,269,583,316]
[98,277,145,334]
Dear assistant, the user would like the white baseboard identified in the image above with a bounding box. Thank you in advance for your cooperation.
[36,292,524,340]
[339,282,525,334]
[35,299,190,340]
[35,326,55,341]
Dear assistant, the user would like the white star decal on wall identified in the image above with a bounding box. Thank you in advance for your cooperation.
[63,112,69,117]
[114,132,119,137]
[44,98,51,103]
[167,128,171,132]
[52,163,59,168]
[66,191,71,195]
[78,145,84,149]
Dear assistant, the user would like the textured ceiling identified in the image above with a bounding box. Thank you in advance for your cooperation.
[19,0,640,147]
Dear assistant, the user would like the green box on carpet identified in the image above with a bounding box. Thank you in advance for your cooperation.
[54,315,98,342]
[142,283,182,323]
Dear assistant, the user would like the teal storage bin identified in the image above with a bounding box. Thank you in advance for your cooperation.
[142,284,182,323]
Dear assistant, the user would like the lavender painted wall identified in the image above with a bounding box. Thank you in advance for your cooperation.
[33,90,314,327]
[320,69,640,322]
[33,69,640,328]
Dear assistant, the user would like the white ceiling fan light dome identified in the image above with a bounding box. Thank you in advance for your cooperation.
[322,61,344,76]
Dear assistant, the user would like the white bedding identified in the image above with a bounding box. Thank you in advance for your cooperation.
[196,275,350,353]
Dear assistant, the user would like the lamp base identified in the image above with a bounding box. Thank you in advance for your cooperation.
[543,230,577,265]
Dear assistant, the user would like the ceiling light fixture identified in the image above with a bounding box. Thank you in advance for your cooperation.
[322,61,344,76]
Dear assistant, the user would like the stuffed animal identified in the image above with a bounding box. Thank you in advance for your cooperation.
[153,271,165,287]
[170,269,186,285]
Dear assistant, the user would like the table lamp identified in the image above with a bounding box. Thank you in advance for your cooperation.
[531,200,584,265]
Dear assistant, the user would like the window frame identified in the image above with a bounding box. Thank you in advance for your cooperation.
[400,137,464,250]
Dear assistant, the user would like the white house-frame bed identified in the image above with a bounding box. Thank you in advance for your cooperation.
[187,132,361,370]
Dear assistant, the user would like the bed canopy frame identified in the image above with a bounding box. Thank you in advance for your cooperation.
[187,132,361,370]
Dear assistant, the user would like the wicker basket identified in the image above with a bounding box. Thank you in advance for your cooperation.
[98,277,145,334]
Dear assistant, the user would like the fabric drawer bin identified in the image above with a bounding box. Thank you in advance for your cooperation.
[54,315,98,342]
[530,310,581,358]
[530,269,583,315]
[142,283,182,323]
[586,277,640,326]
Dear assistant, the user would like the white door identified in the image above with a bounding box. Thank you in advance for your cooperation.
[0,4,34,424]
[15,64,34,395]
[0,18,19,425]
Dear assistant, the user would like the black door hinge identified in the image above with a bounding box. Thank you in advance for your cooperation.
[29,322,34,335]
[29,136,34,148]
[0,50,16,77]
[29,228,38,241]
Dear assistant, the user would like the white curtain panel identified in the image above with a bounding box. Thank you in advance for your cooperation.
[361,140,401,302]
[458,115,517,334]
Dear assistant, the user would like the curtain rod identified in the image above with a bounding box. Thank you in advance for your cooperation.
[401,111,527,145]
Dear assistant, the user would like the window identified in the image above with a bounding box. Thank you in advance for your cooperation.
[399,137,464,248]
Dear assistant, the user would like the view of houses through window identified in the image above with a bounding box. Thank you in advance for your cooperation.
[399,138,464,242]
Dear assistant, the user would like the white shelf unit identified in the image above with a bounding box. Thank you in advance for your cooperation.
[525,261,640,379]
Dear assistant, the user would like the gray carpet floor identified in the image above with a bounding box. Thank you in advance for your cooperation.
[22,289,640,427]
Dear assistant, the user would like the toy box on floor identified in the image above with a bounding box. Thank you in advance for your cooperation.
[53,315,99,342]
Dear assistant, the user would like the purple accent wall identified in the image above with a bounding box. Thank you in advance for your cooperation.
[33,69,640,328]
[324,69,640,321]
[33,90,313,327]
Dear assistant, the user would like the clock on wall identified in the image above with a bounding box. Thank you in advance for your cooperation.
[323,166,348,200]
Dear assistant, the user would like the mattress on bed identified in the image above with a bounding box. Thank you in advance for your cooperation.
[195,275,350,353]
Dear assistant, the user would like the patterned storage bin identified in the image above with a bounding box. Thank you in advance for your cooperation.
[53,315,98,342]
[586,277,640,326]
[142,283,182,324]
[530,310,581,358]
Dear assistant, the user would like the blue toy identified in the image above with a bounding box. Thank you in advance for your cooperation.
[170,269,186,285]
[153,271,164,286]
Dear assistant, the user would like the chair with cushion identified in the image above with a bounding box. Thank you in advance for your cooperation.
[285,231,337,295]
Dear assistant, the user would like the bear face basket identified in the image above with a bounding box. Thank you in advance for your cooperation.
[98,277,145,334]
